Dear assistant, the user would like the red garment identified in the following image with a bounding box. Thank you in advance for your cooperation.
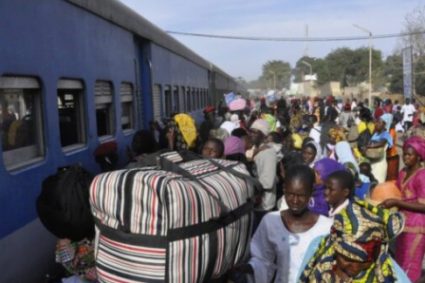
[413,111,420,126]
[203,106,215,114]
[383,105,392,113]
[94,141,118,157]
[374,107,384,120]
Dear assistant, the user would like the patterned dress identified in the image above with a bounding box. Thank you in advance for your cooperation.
[396,168,425,282]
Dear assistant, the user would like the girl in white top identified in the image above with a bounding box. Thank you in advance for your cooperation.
[242,164,333,283]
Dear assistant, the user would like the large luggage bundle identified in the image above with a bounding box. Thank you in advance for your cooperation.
[90,151,261,283]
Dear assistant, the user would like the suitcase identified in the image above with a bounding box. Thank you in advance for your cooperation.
[90,151,261,283]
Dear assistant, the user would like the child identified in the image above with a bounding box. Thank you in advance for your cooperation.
[359,162,378,185]
[201,138,224,159]
[324,170,354,217]
[239,164,332,283]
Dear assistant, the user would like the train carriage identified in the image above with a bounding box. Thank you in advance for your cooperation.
[0,0,245,282]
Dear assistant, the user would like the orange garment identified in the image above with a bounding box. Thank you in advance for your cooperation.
[387,128,397,157]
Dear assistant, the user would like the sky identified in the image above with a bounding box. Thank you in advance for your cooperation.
[119,0,422,81]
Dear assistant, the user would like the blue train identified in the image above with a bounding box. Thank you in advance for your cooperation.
[0,1,246,281]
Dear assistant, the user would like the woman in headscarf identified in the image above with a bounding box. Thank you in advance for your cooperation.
[335,141,359,174]
[325,126,347,160]
[367,113,393,184]
[335,141,373,200]
[223,136,252,175]
[380,136,425,282]
[302,140,323,168]
[310,158,347,216]
[302,140,346,216]
[298,200,410,283]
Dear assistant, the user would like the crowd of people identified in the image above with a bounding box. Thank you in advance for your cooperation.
[56,94,425,283]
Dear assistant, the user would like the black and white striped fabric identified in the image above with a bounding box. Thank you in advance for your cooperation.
[90,152,257,283]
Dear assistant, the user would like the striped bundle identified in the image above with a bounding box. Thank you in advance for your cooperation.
[228,98,247,111]
[90,157,257,283]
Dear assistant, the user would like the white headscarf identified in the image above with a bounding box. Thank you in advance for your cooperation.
[335,141,359,174]
[305,140,323,167]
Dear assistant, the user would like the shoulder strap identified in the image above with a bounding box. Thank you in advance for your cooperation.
[159,155,230,216]
[207,158,263,196]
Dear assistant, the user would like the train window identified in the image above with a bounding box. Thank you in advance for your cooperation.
[164,85,171,117]
[94,80,114,139]
[173,86,179,113]
[120,83,134,132]
[181,87,186,112]
[57,79,86,150]
[186,87,191,112]
[152,84,162,122]
[0,76,44,170]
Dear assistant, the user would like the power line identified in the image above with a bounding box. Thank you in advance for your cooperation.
[166,30,425,42]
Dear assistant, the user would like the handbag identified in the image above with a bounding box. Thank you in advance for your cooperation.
[365,146,385,160]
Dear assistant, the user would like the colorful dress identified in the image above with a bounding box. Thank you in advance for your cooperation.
[298,200,409,283]
[396,168,425,282]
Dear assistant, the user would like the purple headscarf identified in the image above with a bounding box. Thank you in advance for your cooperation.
[309,158,348,217]
[224,136,246,156]
[404,136,425,160]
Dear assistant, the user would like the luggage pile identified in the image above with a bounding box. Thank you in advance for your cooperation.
[90,151,261,283]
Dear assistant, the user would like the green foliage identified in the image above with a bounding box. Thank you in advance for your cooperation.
[261,60,292,89]
[325,47,384,89]
[415,56,425,95]
[292,57,330,86]
[385,54,403,94]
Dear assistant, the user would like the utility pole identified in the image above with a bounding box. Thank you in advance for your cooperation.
[269,70,276,90]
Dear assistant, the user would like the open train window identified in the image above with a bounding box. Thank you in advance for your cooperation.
[173,86,179,113]
[152,85,162,122]
[0,76,44,170]
[164,85,171,117]
[186,87,191,112]
[120,83,134,132]
[57,79,86,150]
[94,80,114,139]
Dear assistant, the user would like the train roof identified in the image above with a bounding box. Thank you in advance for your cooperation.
[65,0,233,79]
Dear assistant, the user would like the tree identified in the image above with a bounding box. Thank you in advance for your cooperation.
[399,4,425,57]
[293,56,331,86]
[415,56,425,95]
[312,58,330,86]
[325,47,356,87]
[325,47,384,89]
[385,54,403,93]
[261,60,292,89]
